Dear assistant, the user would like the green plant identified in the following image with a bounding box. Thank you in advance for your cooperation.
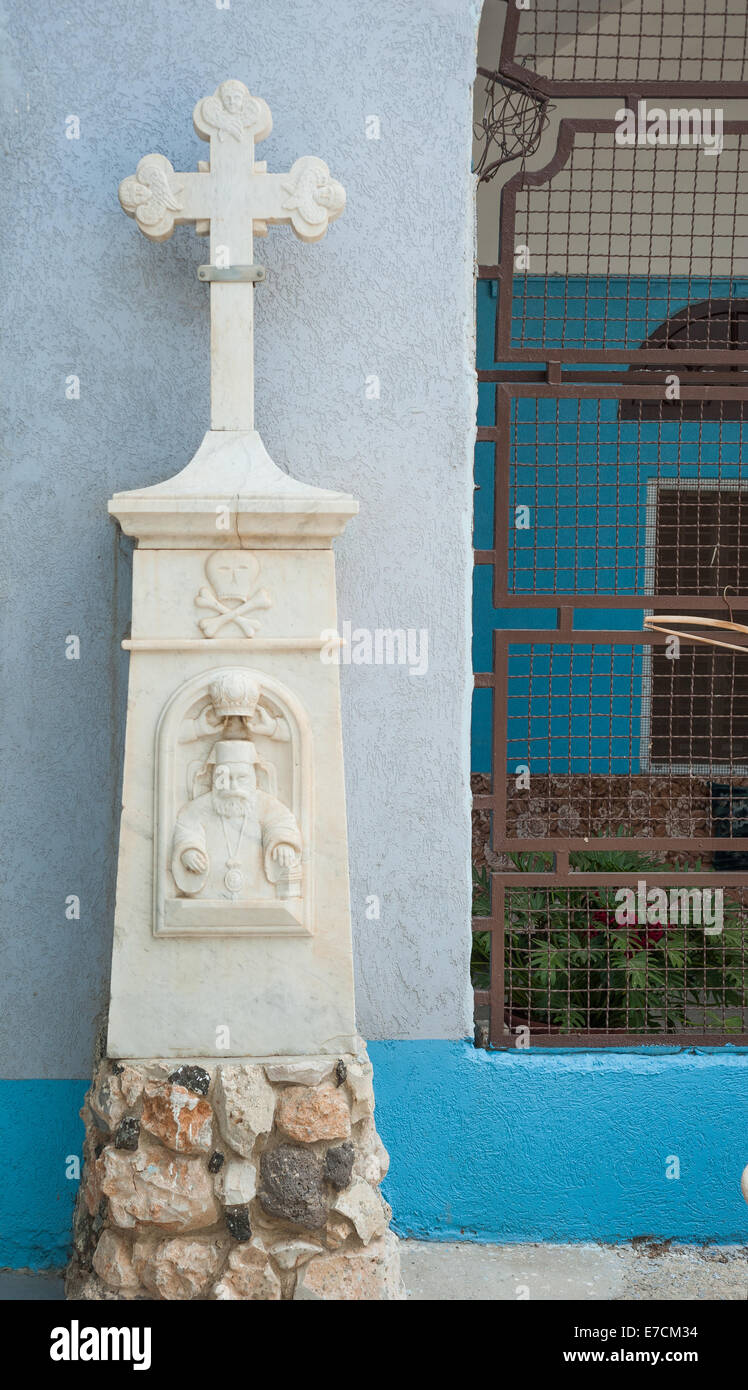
[472,844,745,1033]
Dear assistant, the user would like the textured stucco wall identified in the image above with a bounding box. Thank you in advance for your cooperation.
[371,1042,748,1244]
[0,0,478,1079]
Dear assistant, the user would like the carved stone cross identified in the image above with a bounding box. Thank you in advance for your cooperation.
[119,78,345,432]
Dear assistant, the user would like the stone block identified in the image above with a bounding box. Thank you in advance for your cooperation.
[223,1205,252,1243]
[216,1158,257,1205]
[324,1141,355,1190]
[98,1138,220,1231]
[346,1060,375,1122]
[214,1065,275,1157]
[114,1116,140,1151]
[167,1065,211,1096]
[258,1144,328,1228]
[333,1179,387,1245]
[213,1242,281,1300]
[92,1230,139,1291]
[264,1059,333,1087]
[354,1116,390,1184]
[294,1234,403,1300]
[275,1082,351,1143]
[141,1081,213,1153]
[134,1234,229,1300]
[270,1238,323,1270]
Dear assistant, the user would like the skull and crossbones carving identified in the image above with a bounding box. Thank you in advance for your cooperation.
[195,552,272,637]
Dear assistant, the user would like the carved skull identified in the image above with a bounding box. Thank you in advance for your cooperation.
[205,551,261,602]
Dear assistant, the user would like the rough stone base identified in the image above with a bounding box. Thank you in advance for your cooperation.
[67,1051,403,1301]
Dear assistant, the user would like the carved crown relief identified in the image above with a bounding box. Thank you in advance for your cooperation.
[155,668,312,937]
[193,79,272,144]
[195,551,272,637]
[118,154,184,240]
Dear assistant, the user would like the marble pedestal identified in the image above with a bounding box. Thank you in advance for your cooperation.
[106,431,360,1060]
[69,431,402,1300]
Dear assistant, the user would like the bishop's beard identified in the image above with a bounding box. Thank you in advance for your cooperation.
[212,789,255,819]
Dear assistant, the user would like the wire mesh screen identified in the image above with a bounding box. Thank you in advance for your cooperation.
[500,399,748,596]
[473,8,748,1046]
[648,641,748,772]
[500,881,748,1038]
[501,637,748,842]
[500,127,748,356]
[502,1,748,90]
[508,641,645,785]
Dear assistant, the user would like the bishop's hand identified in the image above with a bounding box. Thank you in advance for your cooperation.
[182,848,208,874]
[192,705,224,739]
[271,843,298,868]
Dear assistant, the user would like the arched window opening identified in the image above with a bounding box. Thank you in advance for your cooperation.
[621,300,748,420]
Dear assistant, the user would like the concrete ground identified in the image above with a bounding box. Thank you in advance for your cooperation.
[0,1270,65,1300]
[401,1240,748,1300]
[2,1241,746,1300]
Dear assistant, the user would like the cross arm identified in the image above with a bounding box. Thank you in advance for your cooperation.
[119,157,345,245]
[118,160,209,242]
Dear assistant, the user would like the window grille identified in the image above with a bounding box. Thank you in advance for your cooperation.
[473,3,748,1046]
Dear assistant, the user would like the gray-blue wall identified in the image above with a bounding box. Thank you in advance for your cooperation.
[1,0,478,1079]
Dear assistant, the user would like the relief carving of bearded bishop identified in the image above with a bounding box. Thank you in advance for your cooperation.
[171,739,302,902]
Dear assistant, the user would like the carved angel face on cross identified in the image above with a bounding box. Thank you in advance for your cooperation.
[219,80,247,115]
[118,154,184,237]
[282,156,345,230]
[193,79,272,144]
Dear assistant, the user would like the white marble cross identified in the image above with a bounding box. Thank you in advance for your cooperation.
[119,79,345,432]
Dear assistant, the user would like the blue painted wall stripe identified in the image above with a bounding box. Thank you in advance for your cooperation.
[369,1041,748,1245]
[3,1051,748,1266]
[0,1081,87,1270]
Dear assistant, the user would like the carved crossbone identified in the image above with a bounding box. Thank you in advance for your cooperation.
[195,585,272,637]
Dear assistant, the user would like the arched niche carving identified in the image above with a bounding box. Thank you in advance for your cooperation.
[153,666,313,937]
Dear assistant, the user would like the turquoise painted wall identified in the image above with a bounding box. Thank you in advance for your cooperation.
[370,1041,748,1244]
[3,1051,748,1266]
[0,1082,87,1269]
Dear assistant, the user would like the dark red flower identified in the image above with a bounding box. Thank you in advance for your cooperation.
[587,909,669,951]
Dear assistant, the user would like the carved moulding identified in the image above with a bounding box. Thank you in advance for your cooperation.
[154,666,313,938]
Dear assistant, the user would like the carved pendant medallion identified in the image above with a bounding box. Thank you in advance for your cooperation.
[224,864,244,895]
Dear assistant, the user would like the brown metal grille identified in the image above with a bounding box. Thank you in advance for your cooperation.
[500,879,748,1042]
[500,1,748,96]
[475,622,748,852]
[474,396,748,1044]
[473,9,748,1046]
[494,122,748,362]
[493,397,748,600]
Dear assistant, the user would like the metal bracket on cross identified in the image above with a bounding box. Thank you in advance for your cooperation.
[197,264,266,283]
